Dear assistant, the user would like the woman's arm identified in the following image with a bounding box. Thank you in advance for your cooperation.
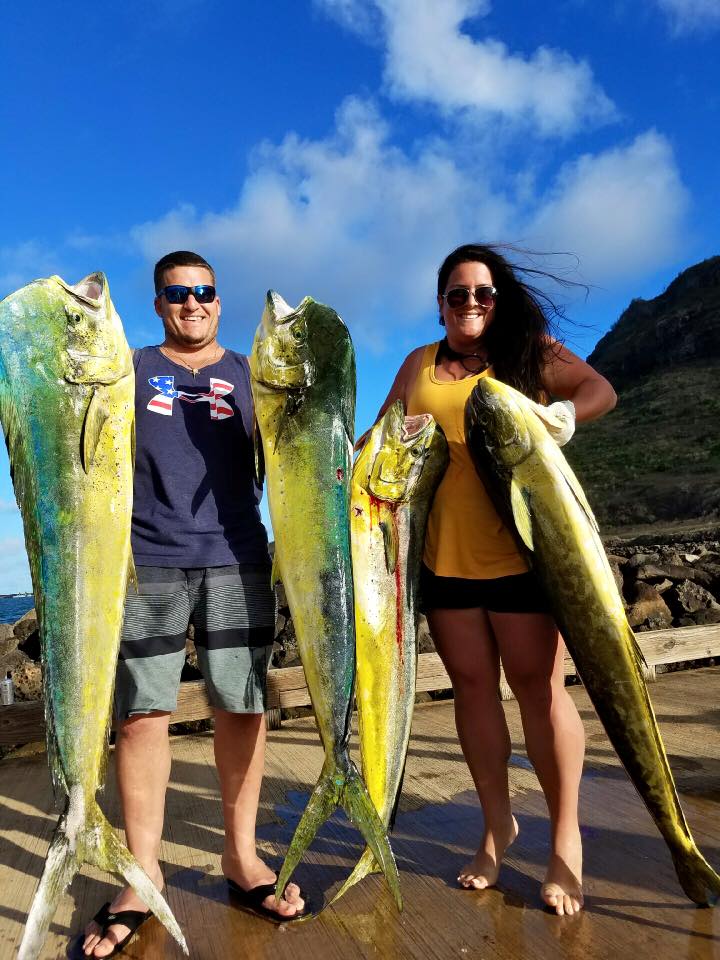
[541,341,617,424]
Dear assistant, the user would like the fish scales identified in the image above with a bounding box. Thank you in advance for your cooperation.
[250,291,400,912]
[0,275,187,957]
[330,401,448,906]
[465,376,720,906]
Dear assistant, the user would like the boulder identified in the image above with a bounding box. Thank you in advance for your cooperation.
[417,615,436,655]
[274,613,286,639]
[665,580,720,617]
[634,563,712,588]
[625,553,660,570]
[606,557,624,595]
[0,649,42,701]
[13,609,38,643]
[0,625,19,659]
[626,582,673,630]
[274,580,288,612]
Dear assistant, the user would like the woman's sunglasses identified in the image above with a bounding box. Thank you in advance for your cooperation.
[442,285,497,309]
[157,284,217,304]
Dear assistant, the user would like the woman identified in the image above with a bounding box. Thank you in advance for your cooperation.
[374,243,616,916]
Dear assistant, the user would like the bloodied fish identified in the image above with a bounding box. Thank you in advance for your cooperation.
[465,375,720,906]
[249,291,401,910]
[328,400,448,906]
[0,275,187,958]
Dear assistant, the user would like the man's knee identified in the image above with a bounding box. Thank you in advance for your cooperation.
[116,710,171,744]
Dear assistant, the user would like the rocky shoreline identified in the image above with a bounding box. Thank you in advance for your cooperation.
[2,536,719,710]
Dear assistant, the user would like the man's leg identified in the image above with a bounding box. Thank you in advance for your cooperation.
[214,709,304,916]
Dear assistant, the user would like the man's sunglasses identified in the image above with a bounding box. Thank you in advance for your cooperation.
[156,284,217,304]
[442,285,497,309]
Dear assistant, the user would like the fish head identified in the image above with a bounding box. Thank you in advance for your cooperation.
[466,377,536,470]
[0,273,131,386]
[249,291,314,391]
[366,400,440,503]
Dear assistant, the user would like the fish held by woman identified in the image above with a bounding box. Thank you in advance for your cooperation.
[0,275,187,958]
[249,291,400,910]
[329,401,448,906]
[465,375,720,906]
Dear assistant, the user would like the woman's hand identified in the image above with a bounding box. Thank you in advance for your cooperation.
[531,399,576,446]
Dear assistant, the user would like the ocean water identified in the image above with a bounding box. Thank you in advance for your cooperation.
[0,595,35,624]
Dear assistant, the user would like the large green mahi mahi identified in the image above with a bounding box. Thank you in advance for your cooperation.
[249,292,401,909]
[330,400,448,907]
[465,375,720,906]
[0,275,187,958]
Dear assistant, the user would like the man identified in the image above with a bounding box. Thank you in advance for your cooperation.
[83,251,304,958]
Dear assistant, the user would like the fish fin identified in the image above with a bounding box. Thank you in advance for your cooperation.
[510,478,534,551]
[672,845,720,905]
[270,552,281,589]
[556,459,599,533]
[88,802,188,953]
[379,519,398,575]
[274,392,303,449]
[276,762,401,913]
[18,818,80,960]
[81,387,109,473]
[127,553,138,592]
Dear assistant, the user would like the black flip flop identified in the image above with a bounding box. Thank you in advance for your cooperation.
[82,901,153,957]
[226,872,308,923]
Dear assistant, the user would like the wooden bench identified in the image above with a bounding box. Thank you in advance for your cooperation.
[2,623,719,745]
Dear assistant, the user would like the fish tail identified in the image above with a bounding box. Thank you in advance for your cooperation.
[88,804,188,954]
[276,761,402,912]
[18,823,80,960]
[328,846,379,907]
[19,787,187,958]
[673,845,720,906]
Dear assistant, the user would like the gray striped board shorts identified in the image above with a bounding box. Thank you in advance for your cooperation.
[114,564,275,719]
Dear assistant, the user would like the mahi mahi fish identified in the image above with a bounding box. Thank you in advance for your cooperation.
[330,400,448,907]
[465,376,720,905]
[249,291,400,909]
[0,275,187,957]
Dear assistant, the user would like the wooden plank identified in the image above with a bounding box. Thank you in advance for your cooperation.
[3,623,720,745]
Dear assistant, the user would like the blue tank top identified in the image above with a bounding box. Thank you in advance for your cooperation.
[132,346,269,567]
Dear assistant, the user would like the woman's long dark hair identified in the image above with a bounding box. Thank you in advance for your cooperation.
[437,243,583,402]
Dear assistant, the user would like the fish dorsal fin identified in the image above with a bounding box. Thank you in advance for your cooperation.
[379,517,398,574]
[510,478,534,552]
[556,458,599,534]
[81,387,109,473]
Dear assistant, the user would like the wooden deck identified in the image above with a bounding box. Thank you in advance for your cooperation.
[2,667,720,959]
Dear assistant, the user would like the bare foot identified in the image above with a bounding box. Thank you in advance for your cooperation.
[222,853,305,918]
[541,832,584,916]
[458,815,519,889]
[82,865,162,957]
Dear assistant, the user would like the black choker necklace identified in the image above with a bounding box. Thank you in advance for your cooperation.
[438,337,489,374]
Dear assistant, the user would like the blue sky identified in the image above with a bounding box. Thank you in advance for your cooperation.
[0,0,718,592]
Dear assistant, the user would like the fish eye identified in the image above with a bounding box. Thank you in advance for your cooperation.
[410,445,423,459]
[290,323,306,343]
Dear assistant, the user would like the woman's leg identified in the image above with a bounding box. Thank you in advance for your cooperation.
[427,607,518,889]
[490,611,585,915]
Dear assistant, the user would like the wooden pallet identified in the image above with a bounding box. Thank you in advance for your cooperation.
[2,623,719,745]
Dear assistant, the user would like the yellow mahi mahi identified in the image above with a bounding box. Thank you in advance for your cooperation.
[330,401,448,906]
[0,274,187,958]
[465,375,720,906]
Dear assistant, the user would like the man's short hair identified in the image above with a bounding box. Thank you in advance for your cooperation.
[154,251,216,293]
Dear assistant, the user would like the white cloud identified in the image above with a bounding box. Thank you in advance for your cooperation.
[131,100,688,347]
[0,241,61,301]
[316,0,615,135]
[529,131,690,280]
[657,0,720,32]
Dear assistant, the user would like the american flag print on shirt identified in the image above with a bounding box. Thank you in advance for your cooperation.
[147,375,235,419]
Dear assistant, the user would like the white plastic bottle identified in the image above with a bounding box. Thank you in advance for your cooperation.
[0,671,14,706]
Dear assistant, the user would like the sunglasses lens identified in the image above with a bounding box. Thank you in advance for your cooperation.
[163,286,189,303]
[445,288,469,308]
[474,287,496,308]
[194,285,216,303]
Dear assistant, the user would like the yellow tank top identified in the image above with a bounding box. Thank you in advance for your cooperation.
[406,342,527,579]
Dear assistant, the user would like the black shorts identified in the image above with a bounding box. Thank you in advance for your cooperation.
[420,564,551,614]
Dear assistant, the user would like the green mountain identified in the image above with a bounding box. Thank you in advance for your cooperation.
[565,256,720,533]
